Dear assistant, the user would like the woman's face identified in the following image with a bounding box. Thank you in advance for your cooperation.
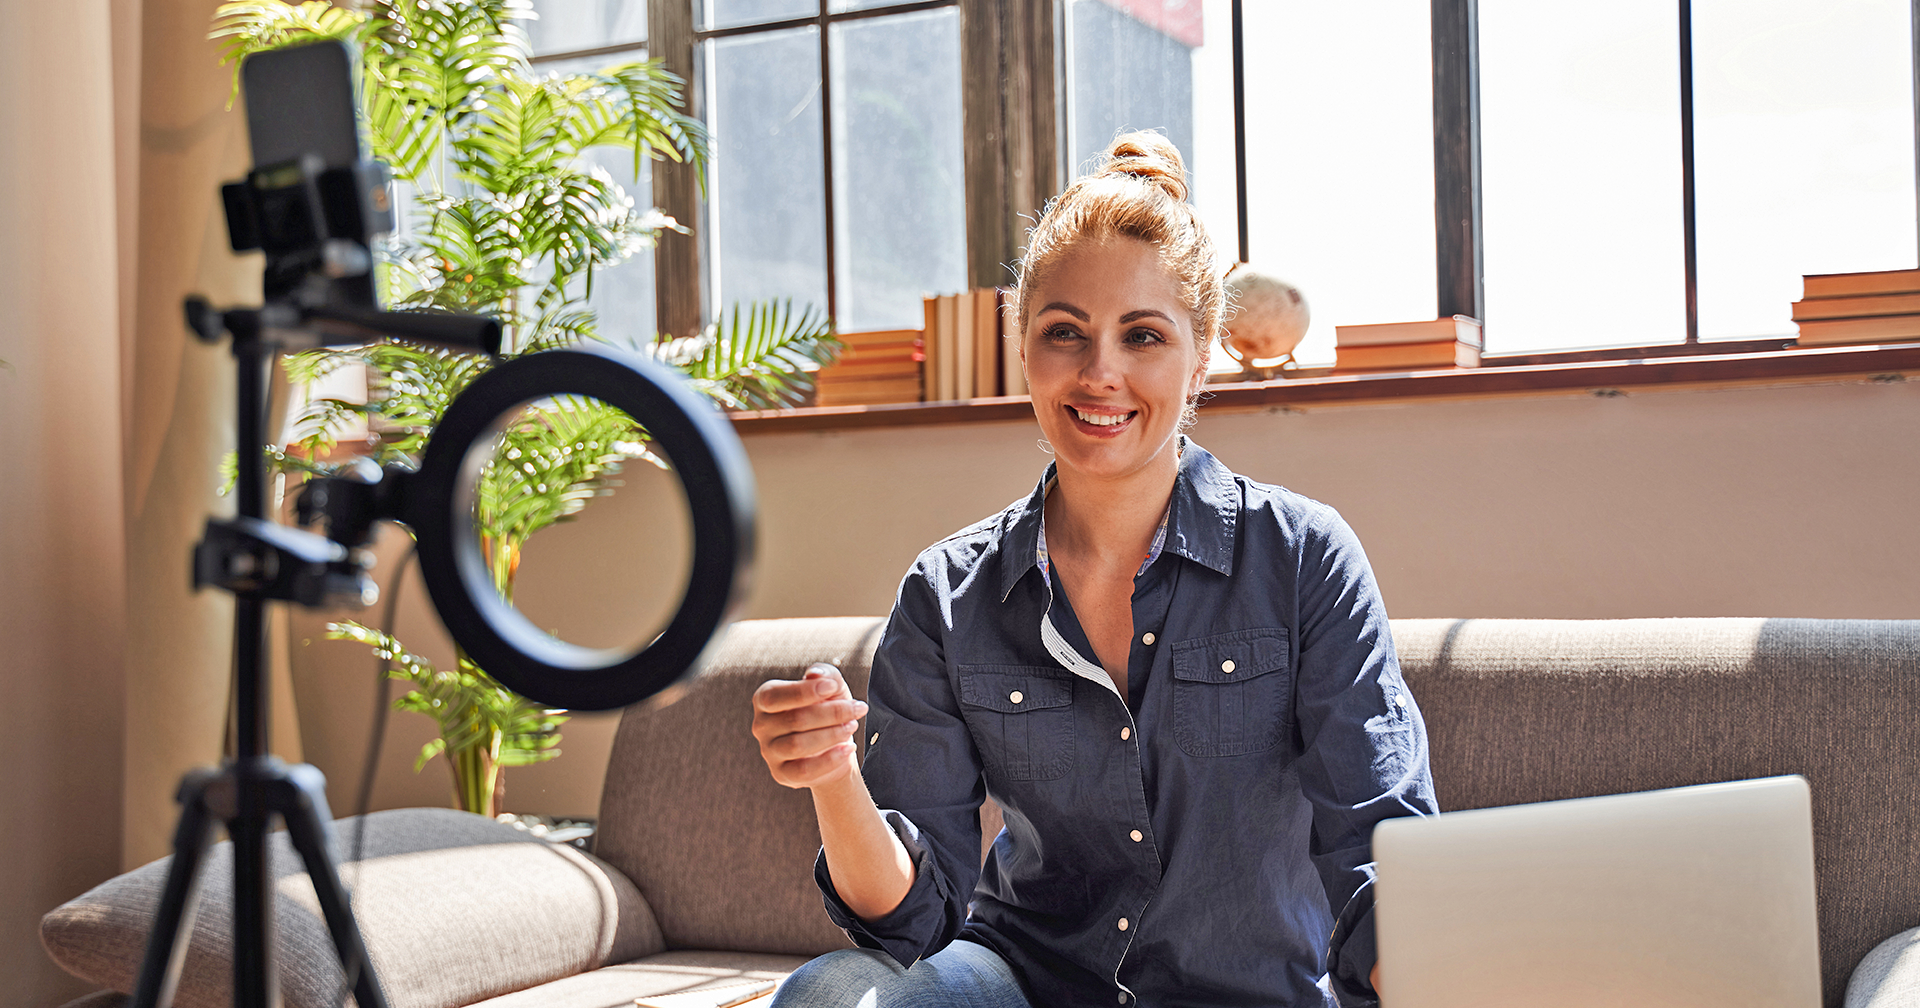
[1021,236,1205,484]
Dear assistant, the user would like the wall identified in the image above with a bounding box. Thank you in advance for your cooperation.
[1,1,130,1003]
[285,373,1920,827]
[3,0,258,1002]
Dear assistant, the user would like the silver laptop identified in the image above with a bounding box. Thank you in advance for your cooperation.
[1374,775,1822,1008]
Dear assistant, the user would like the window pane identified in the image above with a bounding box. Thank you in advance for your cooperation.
[1240,2,1436,365]
[530,55,661,347]
[1066,0,1200,177]
[525,0,646,54]
[830,0,929,11]
[1063,0,1240,358]
[704,28,829,320]
[830,9,966,330]
[698,0,816,32]
[1693,0,1917,341]
[1480,2,1685,352]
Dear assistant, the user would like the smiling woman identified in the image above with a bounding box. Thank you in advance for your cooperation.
[750,133,1435,1008]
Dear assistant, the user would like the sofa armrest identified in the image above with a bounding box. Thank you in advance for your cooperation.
[1848,927,1920,1008]
[41,807,665,1008]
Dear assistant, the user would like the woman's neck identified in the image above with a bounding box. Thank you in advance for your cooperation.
[1044,446,1180,571]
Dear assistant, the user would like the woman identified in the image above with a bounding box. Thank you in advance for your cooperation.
[752,133,1435,1008]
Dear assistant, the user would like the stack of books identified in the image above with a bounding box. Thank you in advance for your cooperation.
[1332,315,1483,372]
[1792,267,1920,346]
[923,288,1024,401]
[812,328,924,407]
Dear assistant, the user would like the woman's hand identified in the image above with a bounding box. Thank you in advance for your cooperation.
[752,663,868,790]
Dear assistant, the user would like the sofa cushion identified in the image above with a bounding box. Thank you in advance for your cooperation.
[595,617,889,956]
[41,807,663,1008]
[1394,617,1920,1008]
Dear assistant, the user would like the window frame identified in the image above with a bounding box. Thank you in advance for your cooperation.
[555,0,1920,424]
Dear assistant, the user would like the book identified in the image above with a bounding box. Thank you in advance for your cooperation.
[999,288,1027,396]
[1333,338,1481,371]
[1794,313,1920,346]
[834,340,923,363]
[836,327,921,347]
[1334,315,1483,348]
[974,286,1000,397]
[1803,267,1920,300]
[633,979,778,1008]
[1790,291,1920,320]
[935,293,958,400]
[954,291,975,400]
[921,296,939,403]
[814,358,923,381]
[813,377,925,405]
[813,328,925,406]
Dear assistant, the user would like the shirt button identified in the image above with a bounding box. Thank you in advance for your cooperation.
[1130,829,1143,842]
[1141,632,1155,646]
[1120,726,1131,741]
[1119,995,1129,1005]
[869,733,880,745]
[1396,692,1408,708]
[1118,917,1129,931]
[1009,690,1023,704]
[1221,659,1236,674]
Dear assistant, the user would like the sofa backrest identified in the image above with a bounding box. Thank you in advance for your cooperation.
[595,617,890,957]
[1394,617,1920,1008]
[599,615,1920,1005]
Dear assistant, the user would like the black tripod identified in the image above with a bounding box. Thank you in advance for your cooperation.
[129,305,392,1008]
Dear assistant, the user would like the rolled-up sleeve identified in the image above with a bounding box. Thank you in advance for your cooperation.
[1289,509,1437,1007]
[815,564,988,967]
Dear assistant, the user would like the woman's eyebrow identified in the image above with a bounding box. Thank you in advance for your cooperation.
[1037,301,1090,321]
[1120,309,1176,324]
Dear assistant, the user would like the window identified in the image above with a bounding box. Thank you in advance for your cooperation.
[578,1,1920,367]
[1478,0,1918,352]
[693,1,968,331]
[526,1,658,348]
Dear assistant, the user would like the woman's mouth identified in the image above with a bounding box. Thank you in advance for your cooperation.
[1069,406,1136,434]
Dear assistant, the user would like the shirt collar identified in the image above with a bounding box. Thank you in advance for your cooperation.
[997,437,1238,603]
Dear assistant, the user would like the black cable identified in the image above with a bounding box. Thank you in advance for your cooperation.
[333,537,416,1008]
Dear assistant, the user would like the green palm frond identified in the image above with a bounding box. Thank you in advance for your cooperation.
[521,306,601,354]
[215,2,814,814]
[326,621,565,772]
[599,61,711,184]
[474,396,648,593]
[209,1,375,102]
[656,300,842,411]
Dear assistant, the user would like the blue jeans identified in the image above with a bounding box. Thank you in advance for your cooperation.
[771,940,1035,1008]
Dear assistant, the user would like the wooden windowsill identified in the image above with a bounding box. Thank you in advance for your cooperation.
[725,342,1920,434]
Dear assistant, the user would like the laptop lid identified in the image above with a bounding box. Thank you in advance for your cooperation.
[1374,775,1822,1008]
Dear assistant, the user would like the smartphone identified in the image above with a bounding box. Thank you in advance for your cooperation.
[241,40,362,170]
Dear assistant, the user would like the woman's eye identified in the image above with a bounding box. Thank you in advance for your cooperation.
[1126,327,1166,345]
[1043,324,1082,342]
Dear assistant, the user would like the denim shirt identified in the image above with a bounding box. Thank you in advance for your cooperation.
[816,441,1437,1008]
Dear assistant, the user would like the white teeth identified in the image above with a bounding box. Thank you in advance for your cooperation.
[1075,409,1132,426]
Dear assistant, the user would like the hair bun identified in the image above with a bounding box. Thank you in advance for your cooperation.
[1099,131,1188,202]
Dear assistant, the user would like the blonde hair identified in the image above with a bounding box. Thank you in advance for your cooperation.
[1011,132,1224,361]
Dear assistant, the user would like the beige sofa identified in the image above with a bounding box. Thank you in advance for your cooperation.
[42,617,1920,1007]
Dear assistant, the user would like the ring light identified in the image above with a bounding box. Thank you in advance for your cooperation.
[407,343,755,710]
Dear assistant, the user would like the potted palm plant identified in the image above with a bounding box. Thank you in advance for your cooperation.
[212,0,838,816]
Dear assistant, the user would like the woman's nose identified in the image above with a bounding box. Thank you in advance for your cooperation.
[1079,338,1123,390]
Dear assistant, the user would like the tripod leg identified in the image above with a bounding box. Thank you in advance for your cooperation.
[273,763,391,1008]
[129,768,224,1008]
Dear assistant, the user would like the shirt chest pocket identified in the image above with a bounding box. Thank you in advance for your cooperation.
[958,667,1075,781]
[1170,628,1293,757]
